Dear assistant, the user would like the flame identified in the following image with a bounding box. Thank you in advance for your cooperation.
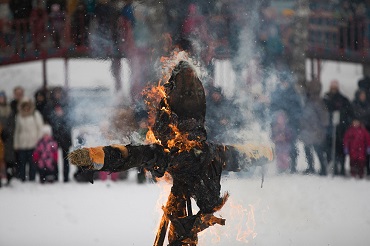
[230,202,257,243]
[198,199,258,244]
[166,124,202,152]
[153,179,172,245]
[143,50,203,153]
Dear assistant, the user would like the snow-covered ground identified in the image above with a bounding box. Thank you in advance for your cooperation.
[1,168,370,246]
[0,58,369,246]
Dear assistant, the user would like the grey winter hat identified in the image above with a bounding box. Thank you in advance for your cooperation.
[42,124,53,136]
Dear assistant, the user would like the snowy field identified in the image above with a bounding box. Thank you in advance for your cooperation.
[1,58,370,245]
[1,168,370,246]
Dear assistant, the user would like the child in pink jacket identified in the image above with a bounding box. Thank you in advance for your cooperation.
[33,124,59,183]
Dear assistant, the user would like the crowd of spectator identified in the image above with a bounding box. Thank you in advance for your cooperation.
[0,85,154,187]
[269,74,370,179]
[0,86,73,187]
[3,75,370,188]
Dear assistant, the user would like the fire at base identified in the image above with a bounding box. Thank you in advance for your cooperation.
[68,58,273,246]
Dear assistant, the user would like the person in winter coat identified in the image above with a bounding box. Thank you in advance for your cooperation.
[14,98,44,181]
[9,0,33,54]
[49,3,66,48]
[30,0,48,51]
[33,124,58,183]
[0,91,11,187]
[45,87,72,182]
[270,110,293,173]
[343,118,370,179]
[205,85,244,143]
[323,80,353,176]
[351,89,370,175]
[352,89,370,131]
[0,124,4,187]
[357,76,370,101]
[34,89,48,122]
[270,72,303,173]
[0,91,17,185]
[299,79,329,175]
[10,86,24,115]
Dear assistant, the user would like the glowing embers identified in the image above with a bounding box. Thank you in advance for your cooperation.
[166,124,202,152]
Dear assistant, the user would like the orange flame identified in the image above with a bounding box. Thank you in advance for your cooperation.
[143,50,203,153]
[167,124,202,152]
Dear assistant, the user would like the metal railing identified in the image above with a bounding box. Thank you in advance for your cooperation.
[0,11,369,66]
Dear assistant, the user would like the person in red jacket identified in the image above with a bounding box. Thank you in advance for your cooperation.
[343,118,370,178]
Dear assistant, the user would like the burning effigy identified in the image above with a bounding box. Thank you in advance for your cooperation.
[68,53,273,245]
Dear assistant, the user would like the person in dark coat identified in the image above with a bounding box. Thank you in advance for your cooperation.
[351,89,370,175]
[299,79,329,175]
[34,89,48,122]
[10,86,24,115]
[270,72,303,173]
[8,86,24,179]
[357,76,370,101]
[0,91,12,187]
[45,87,72,182]
[352,89,370,130]
[9,0,33,54]
[205,85,244,143]
[71,2,90,46]
[323,80,353,176]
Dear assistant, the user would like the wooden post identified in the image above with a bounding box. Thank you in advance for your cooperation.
[111,57,122,92]
[317,59,321,82]
[310,58,314,81]
[64,57,69,88]
[42,58,47,89]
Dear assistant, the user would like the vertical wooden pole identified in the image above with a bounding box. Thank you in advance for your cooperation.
[42,59,47,89]
[317,59,321,82]
[310,58,314,81]
[64,57,69,88]
[111,57,122,92]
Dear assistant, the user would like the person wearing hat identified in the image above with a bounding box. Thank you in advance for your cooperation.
[34,89,48,122]
[0,91,10,187]
[0,91,17,186]
[10,86,24,115]
[343,117,370,179]
[270,71,303,173]
[323,79,353,176]
[299,79,329,175]
[33,124,59,183]
[14,97,44,182]
[45,86,72,182]
[205,85,244,143]
[352,89,370,175]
